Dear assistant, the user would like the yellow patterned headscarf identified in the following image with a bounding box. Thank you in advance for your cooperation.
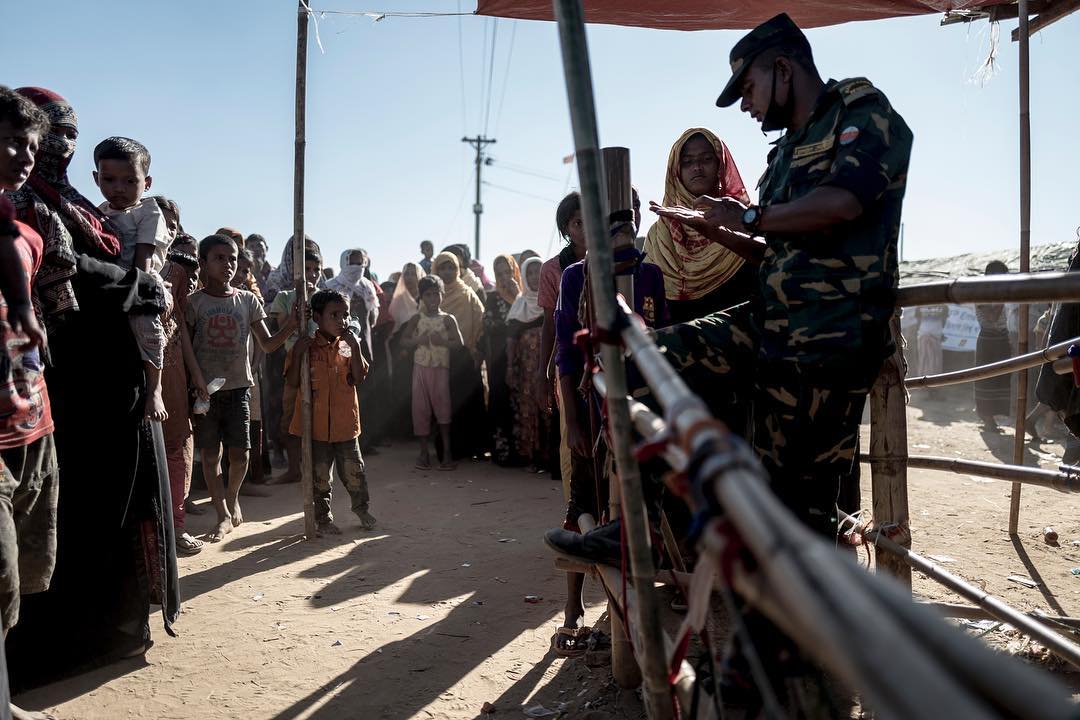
[643,127,750,302]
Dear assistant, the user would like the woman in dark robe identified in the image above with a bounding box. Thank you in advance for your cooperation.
[484,255,522,465]
[433,252,487,461]
[974,261,1013,431]
[387,263,425,439]
[6,87,178,689]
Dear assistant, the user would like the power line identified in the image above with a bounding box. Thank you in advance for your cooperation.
[456,0,467,134]
[483,19,500,136]
[491,163,561,182]
[478,19,489,131]
[443,167,475,242]
[496,159,562,178]
[483,180,558,203]
[546,163,576,256]
[493,20,517,137]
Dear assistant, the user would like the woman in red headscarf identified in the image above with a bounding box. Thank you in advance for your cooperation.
[643,128,757,323]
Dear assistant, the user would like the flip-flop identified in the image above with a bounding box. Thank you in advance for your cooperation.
[551,626,591,658]
[415,461,432,470]
[437,462,457,471]
[176,533,204,556]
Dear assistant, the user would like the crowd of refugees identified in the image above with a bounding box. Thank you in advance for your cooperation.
[0,81,603,714]
[3,12,1080,718]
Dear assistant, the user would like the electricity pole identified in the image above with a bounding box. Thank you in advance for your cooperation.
[462,135,496,261]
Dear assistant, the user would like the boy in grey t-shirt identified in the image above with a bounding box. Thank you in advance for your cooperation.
[186,234,296,543]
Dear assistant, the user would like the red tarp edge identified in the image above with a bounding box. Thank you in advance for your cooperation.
[475,1,1002,31]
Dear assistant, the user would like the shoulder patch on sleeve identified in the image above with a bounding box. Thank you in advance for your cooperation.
[838,78,879,106]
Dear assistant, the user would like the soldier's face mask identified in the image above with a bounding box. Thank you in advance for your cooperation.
[761,59,794,133]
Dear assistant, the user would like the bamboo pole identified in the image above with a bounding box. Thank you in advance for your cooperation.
[860,453,1080,492]
[1010,0,1033,536]
[869,350,912,586]
[551,2,671,715]
[906,335,1080,389]
[603,147,635,313]
[294,2,316,540]
[896,272,1080,308]
[599,147,638,687]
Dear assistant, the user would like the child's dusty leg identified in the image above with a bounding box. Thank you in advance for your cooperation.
[225,446,249,527]
[416,434,431,468]
[311,441,336,532]
[437,423,455,470]
[200,444,232,541]
[339,441,375,529]
[144,362,167,422]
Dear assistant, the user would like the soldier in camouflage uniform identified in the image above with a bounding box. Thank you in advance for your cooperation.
[651,12,913,539]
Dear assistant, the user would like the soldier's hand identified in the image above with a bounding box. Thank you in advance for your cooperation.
[648,201,709,232]
[694,195,747,231]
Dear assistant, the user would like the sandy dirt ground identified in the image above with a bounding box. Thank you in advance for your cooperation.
[13,384,1080,719]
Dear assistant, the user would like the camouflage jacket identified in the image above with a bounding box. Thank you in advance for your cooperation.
[756,77,913,370]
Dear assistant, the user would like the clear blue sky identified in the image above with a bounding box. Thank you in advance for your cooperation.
[8,2,1079,279]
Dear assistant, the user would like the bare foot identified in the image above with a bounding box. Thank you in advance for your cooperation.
[317,521,343,536]
[229,497,244,527]
[415,451,431,470]
[356,509,377,530]
[144,389,168,422]
[12,703,57,720]
[208,517,233,543]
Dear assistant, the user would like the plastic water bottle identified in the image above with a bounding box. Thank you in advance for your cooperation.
[192,377,227,415]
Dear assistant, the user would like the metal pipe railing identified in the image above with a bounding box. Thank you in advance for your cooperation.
[896,272,1080,308]
[595,304,1075,718]
[859,453,1080,493]
[840,509,1080,670]
[906,336,1080,389]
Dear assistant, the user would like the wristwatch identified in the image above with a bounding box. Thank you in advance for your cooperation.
[741,205,764,234]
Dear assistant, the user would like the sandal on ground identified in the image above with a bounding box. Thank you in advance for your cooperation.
[415,460,432,470]
[176,532,204,556]
[551,626,591,658]
[437,462,457,471]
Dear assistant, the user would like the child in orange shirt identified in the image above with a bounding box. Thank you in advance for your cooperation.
[286,289,376,534]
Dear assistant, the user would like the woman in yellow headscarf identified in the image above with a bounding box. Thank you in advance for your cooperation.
[433,251,487,459]
[643,127,756,323]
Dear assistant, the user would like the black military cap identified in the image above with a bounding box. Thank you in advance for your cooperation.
[716,13,811,108]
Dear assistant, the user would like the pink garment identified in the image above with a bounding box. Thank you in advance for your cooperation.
[412,365,452,436]
[165,433,193,532]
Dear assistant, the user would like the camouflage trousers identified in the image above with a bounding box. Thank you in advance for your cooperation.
[313,439,370,525]
[652,305,876,539]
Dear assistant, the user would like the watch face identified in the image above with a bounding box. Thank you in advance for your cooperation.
[742,207,757,225]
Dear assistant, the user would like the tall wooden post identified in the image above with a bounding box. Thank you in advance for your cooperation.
[294,1,316,539]
[869,348,912,587]
[1009,0,1032,536]
[552,1,672,716]
[601,146,640,690]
